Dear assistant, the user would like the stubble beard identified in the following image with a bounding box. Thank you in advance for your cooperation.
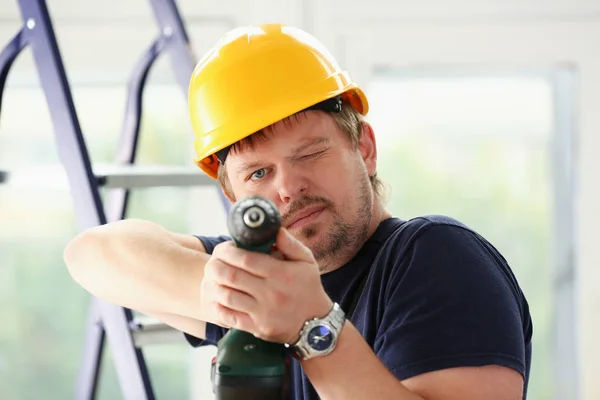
[285,174,373,272]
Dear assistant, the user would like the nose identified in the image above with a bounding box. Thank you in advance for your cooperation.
[275,165,308,204]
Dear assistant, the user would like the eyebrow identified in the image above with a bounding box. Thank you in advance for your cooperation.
[235,136,331,176]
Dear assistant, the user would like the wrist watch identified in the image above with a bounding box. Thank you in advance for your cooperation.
[286,302,346,361]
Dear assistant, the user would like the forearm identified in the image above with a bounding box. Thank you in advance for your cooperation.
[301,322,424,400]
[64,219,209,320]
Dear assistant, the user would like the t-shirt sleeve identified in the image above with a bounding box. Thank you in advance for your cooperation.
[183,234,231,348]
[376,222,530,381]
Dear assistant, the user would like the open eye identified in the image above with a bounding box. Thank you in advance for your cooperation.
[250,168,267,181]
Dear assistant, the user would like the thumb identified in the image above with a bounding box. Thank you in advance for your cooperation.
[274,228,314,262]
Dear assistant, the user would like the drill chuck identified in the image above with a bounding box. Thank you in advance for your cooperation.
[227,195,281,251]
[243,206,265,228]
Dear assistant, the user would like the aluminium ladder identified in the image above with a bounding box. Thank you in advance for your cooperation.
[0,0,230,398]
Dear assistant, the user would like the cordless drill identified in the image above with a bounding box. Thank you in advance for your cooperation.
[211,195,289,400]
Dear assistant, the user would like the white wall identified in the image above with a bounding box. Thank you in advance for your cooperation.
[1,0,599,399]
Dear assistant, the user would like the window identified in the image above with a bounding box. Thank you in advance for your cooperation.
[366,68,575,399]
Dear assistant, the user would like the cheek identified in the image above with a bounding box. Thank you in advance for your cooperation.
[225,179,244,201]
[229,179,282,210]
[312,156,361,203]
[225,170,263,201]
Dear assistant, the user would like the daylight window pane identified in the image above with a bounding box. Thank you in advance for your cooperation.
[367,73,556,400]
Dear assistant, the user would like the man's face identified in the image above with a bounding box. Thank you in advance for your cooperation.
[224,111,378,270]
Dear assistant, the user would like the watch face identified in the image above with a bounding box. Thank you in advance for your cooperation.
[307,325,333,351]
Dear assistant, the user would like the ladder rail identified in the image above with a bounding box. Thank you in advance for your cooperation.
[148,0,232,213]
[76,302,104,400]
[79,0,230,398]
[6,1,157,399]
[15,0,106,231]
[0,27,28,117]
[78,17,176,400]
[106,34,170,221]
[77,29,175,400]
[148,0,197,93]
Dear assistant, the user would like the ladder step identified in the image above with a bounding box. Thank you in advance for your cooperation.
[97,164,215,188]
[129,317,185,347]
[0,164,216,189]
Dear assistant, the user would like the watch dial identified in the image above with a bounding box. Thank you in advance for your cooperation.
[307,325,333,351]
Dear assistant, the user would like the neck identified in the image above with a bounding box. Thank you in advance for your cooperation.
[369,198,393,236]
[319,198,391,274]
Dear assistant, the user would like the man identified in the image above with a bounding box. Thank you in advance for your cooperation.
[64,24,533,400]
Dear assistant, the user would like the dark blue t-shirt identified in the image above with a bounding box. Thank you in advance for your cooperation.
[185,215,533,399]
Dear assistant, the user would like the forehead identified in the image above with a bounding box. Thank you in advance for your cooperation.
[231,111,340,156]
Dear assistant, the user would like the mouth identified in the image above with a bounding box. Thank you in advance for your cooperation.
[286,206,326,229]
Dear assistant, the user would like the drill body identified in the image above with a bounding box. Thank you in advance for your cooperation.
[211,195,289,400]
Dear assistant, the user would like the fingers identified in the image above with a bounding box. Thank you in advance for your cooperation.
[214,284,257,315]
[212,241,279,278]
[205,257,264,295]
[274,228,314,262]
[215,303,253,333]
[203,266,257,331]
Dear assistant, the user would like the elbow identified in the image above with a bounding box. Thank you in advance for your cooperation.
[63,228,107,287]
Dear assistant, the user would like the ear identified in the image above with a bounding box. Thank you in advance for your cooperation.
[357,121,377,177]
[220,185,236,203]
[217,168,237,203]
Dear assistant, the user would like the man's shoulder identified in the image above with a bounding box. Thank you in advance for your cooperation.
[375,214,507,277]
[403,214,474,231]
[385,214,481,250]
[379,214,513,286]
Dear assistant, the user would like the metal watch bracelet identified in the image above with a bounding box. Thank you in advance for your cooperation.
[285,302,346,361]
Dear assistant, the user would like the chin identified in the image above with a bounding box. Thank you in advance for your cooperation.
[292,222,321,240]
[286,211,332,253]
[295,224,329,256]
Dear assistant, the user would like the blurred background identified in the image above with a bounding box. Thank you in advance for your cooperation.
[0,0,598,399]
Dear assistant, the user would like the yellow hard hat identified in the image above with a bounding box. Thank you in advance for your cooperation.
[188,23,369,179]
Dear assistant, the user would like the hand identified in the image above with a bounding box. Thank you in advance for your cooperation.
[200,228,333,344]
